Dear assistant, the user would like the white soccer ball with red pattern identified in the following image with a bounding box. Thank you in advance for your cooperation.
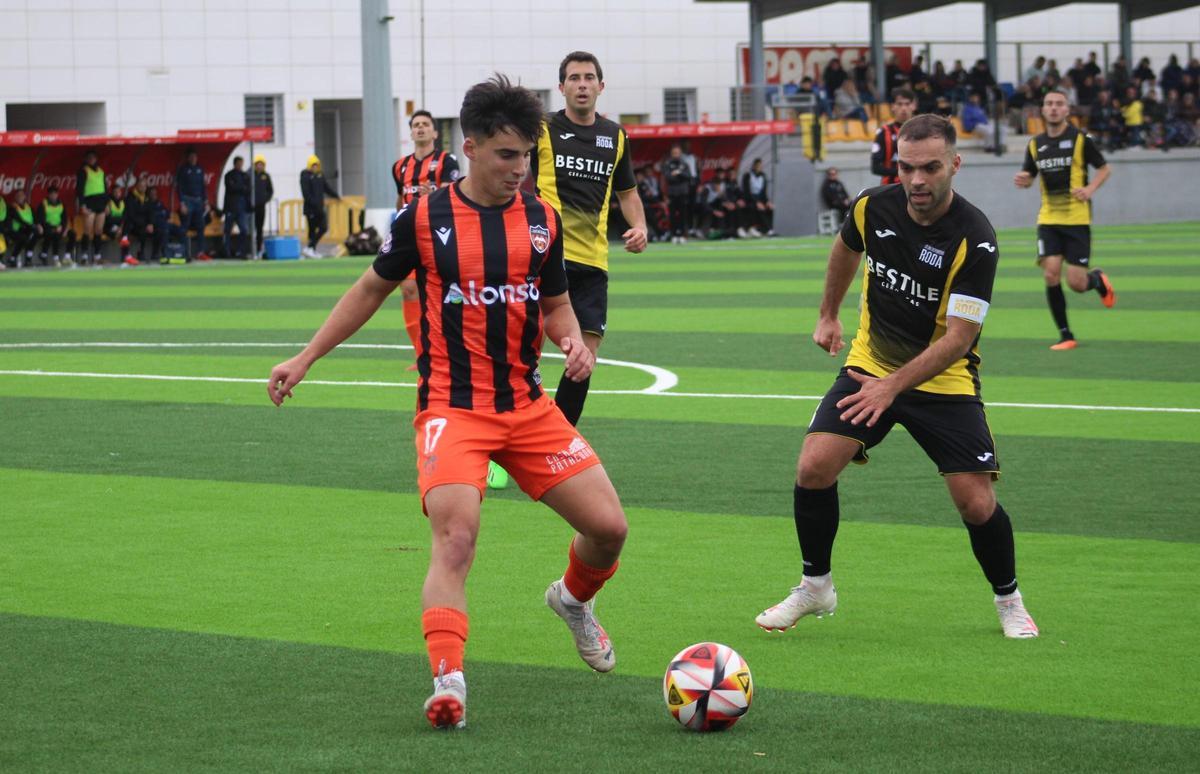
[663,642,753,731]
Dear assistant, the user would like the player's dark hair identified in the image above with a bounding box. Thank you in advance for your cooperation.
[1043,87,1071,102]
[409,109,434,127]
[898,114,957,146]
[460,74,544,143]
[891,87,917,103]
[558,51,603,84]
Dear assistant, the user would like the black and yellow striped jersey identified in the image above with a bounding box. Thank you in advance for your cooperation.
[839,185,999,398]
[530,110,635,272]
[1021,126,1107,226]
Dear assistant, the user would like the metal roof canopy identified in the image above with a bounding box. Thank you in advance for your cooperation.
[703,0,1198,119]
[696,0,1197,22]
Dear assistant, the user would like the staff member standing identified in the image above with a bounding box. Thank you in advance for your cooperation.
[252,155,273,258]
[176,148,211,261]
[299,155,339,258]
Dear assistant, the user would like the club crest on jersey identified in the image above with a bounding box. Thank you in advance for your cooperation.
[529,224,550,254]
[595,135,614,149]
[917,244,945,269]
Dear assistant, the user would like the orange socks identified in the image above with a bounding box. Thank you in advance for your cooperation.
[403,299,422,355]
[422,607,468,676]
[562,541,618,603]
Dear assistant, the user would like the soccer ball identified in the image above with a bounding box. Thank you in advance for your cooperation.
[663,642,753,732]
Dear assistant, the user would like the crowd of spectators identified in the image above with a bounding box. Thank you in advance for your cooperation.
[1009,52,1200,150]
[777,49,1200,152]
[633,143,776,244]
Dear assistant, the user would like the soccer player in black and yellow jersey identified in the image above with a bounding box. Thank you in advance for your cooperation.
[531,51,647,425]
[1014,88,1116,350]
[756,115,1039,640]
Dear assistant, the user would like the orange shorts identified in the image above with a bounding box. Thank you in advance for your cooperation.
[413,395,602,508]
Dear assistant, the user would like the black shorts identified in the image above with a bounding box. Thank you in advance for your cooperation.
[565,261,608,338]
[807,368,1000,476]
[83,194,109,215]
[1037,224,1091,267]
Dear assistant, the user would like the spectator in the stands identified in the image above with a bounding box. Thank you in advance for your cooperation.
[1082,51,1102,81]
[961,92,997,149]
[1133,57,1155,86]
[967,58,997,101]
[823,57,848,95]
[1045,58,1061,82]
[1160,54,1183,95]
[1121,85,1145,146]
[833,80,870,129]
[820,167,851,224]
[885,52,908,91]
[299,155,339,258]
[1076,74,1098,116]
[1109,56,1131,94]
[852,56,871,99]
[1023,55,1047,84]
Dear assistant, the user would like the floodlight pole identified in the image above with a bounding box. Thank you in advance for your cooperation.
[362,0,398,237]
[748,0,766,120]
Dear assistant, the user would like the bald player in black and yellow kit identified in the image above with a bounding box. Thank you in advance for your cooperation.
[530,51,647,425]
[755,114,1039,640]
[1015,88,1116,351]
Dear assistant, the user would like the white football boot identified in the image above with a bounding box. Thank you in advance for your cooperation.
[545,579,615,672]
[995,592,1039,639]
[423,666,467,729]
[755,578,838,631]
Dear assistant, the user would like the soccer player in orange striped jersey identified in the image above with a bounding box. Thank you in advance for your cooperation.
[268,75,628,730]
[394,111,461,369]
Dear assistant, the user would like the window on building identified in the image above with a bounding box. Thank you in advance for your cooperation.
[663,89,697,124]
[244,94,283,145]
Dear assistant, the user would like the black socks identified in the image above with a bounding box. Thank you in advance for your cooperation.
[554,373,590,426]
[1046,284,1072,339]
[964,504,1018,596]
[794,483,839,577]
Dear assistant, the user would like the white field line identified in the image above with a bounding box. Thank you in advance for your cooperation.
[2,338,1200,410]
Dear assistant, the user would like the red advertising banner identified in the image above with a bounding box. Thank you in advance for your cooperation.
[624,122,792,182]
[0,128,271,212]
[738,44,913,85]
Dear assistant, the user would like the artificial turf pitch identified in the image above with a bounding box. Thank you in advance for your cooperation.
[2,222,1198,771]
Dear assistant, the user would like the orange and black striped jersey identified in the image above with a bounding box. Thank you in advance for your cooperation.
[871,122,902,184]
[393,150,461,207]
[374,183,567,413]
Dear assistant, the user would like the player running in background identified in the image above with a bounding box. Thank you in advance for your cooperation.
[268,75,628,730]
[871,88,916,185]
[1014,88,1115,350]
[756,115,1039,640]
[531,51,647,426]
[393,110,461,371]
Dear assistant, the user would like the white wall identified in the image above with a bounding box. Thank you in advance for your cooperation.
[1,0,1196,202]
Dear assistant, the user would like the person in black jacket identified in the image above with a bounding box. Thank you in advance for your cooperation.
[222,155,251,258]
[820,167,852,223]
[299,155,339,258]
[125,177,155,265]
[252,155,273,258]
[662,145,692,244]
